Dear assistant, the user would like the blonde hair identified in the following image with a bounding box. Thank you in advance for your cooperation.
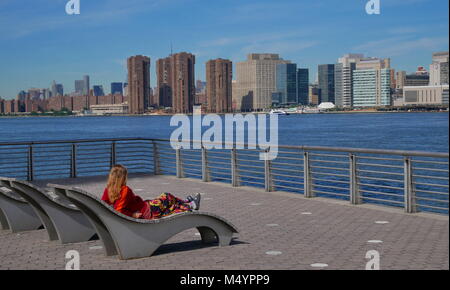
[107,165,128,203]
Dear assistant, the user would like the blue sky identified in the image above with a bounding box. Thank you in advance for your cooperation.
[0,0,448,99]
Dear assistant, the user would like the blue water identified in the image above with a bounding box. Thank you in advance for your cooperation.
[0,112,448,152]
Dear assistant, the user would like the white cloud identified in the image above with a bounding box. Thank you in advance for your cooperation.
[195,30,319,62]
[0,0,186,39]
[353,36,449,57]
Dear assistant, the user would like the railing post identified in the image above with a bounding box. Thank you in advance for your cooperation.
[404,157,417,213]
[264,150,273,192]
[202,146,210,182]
[350,154,361,204]
[27,145,33,182]
[70,143,77,178]
[303,151,313,198]
[152,141,161,175]
[231,148,240,187]
[110,142,116,168]
[176,148,184,178]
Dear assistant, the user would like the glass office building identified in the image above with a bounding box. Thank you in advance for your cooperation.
[111,82,123,95]
[276,63,298,105]
[93,85,105,97]
[318,64,335,103]
[353,68,391,107]
[297,68,309,105]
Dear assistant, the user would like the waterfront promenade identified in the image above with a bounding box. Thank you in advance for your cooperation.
[0,173,448,270]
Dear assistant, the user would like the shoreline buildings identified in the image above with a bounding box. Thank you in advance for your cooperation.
[353,58,392,107]
[233,54,291,112]
[395,52,449,107]
[127,55,151,114]
[429,52,449,86]
[2,51,449,115]
[156,52,196,114]
[111,82,124,95]
[274,63,298,107]
[334,54,364,108]
[297,68,309,106]
[318,64,335,104]
[206,59,233,113]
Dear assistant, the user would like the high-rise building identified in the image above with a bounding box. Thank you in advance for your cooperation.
[111,82,123,95]
[196,80,207,94]
[55,84,64,97]
[41,89,51,100]
[309,84,320,105]
[156,52,196,113]
[297,68,309,106]
[127,55,151,114]
[233,53,290,111]
[271,92,283,107]
[93,85,105,97]
[353,58,391,107]
[396,71,406,90]
[83,75,90,96]
[334,54,364,108]
[123,83,129,97]
[28,89,41,100]
[389,68,396,91]
[156,57,173,108]
[75,80,85,95]
[206,59,233,113]
[172,52,195,114]
[429,51,449,86]
[51,81,63,97]
[275,63,297,106]
[405,74,430,86]
[318,64,335,104]
[3,99,15,114]
[393,70,407,100]
[17,91,27,101]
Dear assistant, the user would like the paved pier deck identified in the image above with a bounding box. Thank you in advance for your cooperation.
[0,174,448,270]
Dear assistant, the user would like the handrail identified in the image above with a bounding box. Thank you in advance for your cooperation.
[0,137,448,158]
[1,137,448,215]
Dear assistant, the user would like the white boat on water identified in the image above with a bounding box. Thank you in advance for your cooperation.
[269,109,289,115]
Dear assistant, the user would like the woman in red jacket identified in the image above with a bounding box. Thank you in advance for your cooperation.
[101,165,201,219]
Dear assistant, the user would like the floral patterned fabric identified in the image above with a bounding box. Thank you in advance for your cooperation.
[141,193,192,220]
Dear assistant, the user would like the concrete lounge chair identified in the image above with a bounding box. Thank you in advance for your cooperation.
[0,208,9,230]
[0,178,42,232]
[6,178,97,244]
[51,184,239,260]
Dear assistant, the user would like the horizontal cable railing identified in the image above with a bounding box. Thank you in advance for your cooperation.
[0,138,448,215]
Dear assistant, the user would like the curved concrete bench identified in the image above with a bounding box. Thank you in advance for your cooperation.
[0,207,8,230]
[0,178,42,232]
[0,208,8,230]
[52,184,239,260]
[5,179,97,244]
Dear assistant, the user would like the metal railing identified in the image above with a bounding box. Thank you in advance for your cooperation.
[0,138,448,215]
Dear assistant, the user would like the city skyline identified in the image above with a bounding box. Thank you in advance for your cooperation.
[1,50,447,114]
[0,0,448,99]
